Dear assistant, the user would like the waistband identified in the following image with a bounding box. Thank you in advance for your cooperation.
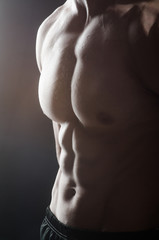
[45,207,159,240]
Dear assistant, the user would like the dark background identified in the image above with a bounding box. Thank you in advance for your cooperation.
[0,0,65,239]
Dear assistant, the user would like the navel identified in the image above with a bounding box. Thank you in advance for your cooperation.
[64,187,76,201]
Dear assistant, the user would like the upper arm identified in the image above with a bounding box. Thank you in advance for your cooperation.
[35,5,65,72]
[36,13,54,72]
[145,13,159,94]
[130,8,159,95]
[36,17,50,72]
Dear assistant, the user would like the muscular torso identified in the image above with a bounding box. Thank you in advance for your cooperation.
[37,0,159,232]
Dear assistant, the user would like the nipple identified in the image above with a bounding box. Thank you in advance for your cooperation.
[97,112,114,125]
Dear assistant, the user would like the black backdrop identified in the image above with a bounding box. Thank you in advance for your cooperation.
[0,0,65,239]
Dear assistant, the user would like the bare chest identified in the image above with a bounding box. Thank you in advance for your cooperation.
[39,5,159,128]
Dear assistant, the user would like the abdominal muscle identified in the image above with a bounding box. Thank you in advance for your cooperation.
[39,1,159,232]
[49,120,159,232]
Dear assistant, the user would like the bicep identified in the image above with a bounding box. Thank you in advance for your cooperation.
[36,4,65,72]
[131,13,159,95]
[36,15,52,72]
[146,14,159,94]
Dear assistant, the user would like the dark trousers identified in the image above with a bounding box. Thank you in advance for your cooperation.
[40,207,159,240]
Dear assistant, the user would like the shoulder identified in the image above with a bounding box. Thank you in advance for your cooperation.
[141,0,159,34]
[133,1,159,94]
[36,1,69,72]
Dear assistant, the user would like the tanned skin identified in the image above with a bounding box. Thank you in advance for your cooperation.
[36,0,159,232]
